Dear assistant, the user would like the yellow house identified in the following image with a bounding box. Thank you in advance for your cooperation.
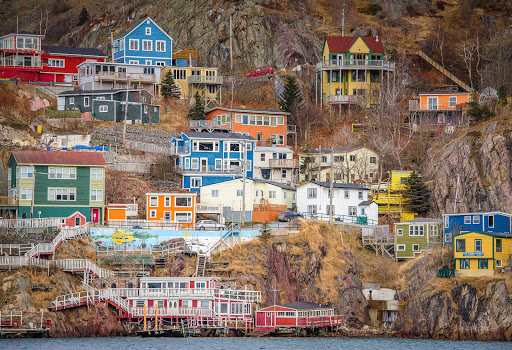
[316,35,395,108]
[371,170,416,222]
[454,231,512,277]
[161,66,223,108]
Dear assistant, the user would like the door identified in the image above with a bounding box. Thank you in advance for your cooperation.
[336,54,343,65]
[427,97,438,110]
[91,208,100,224]
[64,74,72,83]
[75,216,81,226]
[201,159,208,172]
[265,311,275,327]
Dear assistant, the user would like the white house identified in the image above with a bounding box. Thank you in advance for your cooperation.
[199,178,296,222]
[296,181,378,225]
[253,146,297,185]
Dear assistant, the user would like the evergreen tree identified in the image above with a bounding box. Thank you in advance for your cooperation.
[404,171,431,216]
[187,92,205,120]
[498,85,508,106]
[259,221,271,241]
[161,71,181,99]
[299,141,313,175]
[77,8,90,26]
[467,101,495,123]
[278,75,303,115]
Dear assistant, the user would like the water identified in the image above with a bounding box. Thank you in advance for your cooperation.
[0,337,510,350]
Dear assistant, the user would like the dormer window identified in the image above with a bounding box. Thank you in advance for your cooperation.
[146,27,151,35]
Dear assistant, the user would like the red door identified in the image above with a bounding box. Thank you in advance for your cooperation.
[91,208,100,224]
[265,311,275,327]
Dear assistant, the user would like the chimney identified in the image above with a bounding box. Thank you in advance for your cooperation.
[376,35,379,42]
[127,17,131,30]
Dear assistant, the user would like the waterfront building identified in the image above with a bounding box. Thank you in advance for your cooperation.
[255,302,341,329]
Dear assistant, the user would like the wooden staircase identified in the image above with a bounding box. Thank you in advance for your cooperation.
[416,50,472,92]
[194,254,207,277]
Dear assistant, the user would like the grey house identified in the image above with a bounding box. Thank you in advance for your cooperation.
[57,89,160,124]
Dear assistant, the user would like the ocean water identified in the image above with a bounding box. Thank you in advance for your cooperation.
[0,337,510,350]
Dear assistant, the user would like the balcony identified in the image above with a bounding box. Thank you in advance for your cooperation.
[409,100,464,112]
[327,95,363,105]
[316,59,395,71]
[187,76,223,85]
[269,159,297,168]
[182,165,242,174]
[170,146,190,155]
[196,203,224,213]
[97,71,156,83]
[189,120,231,132]
[0,196,18,207]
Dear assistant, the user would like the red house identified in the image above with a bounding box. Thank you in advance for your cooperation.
[255,302,343,329]
[0,31,106,84]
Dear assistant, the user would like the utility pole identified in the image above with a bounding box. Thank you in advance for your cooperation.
[230,15,234,109]
[453,174,461,214]
[329,148,334,225]
[122,81,129,146]
[241,140,247,227]
[342,3,345,37]
[318,145,322,181]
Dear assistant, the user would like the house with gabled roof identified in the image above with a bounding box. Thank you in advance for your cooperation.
[113,17,173,67]
[316,35,395,108]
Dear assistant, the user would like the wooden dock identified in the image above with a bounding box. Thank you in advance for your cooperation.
[0,327,50,338]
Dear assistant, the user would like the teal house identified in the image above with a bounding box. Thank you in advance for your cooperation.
[7,150,107,223]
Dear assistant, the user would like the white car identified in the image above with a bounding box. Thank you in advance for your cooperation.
[196,220,228,231]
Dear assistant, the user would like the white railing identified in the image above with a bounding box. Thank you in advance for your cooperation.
[317,59,395,70]
[409,101,460,111]
[24,224,89,258]
[327,95,362,104]
[196,204,224,213]
[0,217,64,229]
[97,71,156,83]
[187,76,224,84]
[0,244,34,256]
[108,162,150,173]
[189,120,231,130]
[269,159,297,168]
[124,140,172,155]
[55,259,115,279]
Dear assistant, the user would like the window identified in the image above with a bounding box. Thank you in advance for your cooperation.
[149,209,156,219]
[145,60,152,66]
[119,39,124,51]
[193,140,219,152]
[145,27,151,35]
[69,97,75,104]
[460,259,470,269]
[427,97,438,110]
[191,177,202,188]
[449,96,457,108]
[129,60,138,64]
[90,168,103,180]
[20,188,32,200]
[175,212,192,222]
[344,190,349,199]
[281,169,287,178]
[200,301,209,308]
[212,189,219,197]
[464,216,471,224]
[150,196,158,207]
[358,191,363,200]
[307,188,317,199]
[236,190,243,197]
[444,216,449,228]
[397,229,403,236]
[496,259,502,268]
[136,300,145,307]
[271,134,285,146]
[348,206,356,216]
[413,244,419,252]
[409,225,425,236]
[350,155,356,162]
[370,157,377,164]
[84,96,90,107]
[445,232,452,243]
[231,303,244,314]
[215,159,222,170]
[90,189,103,201]
[260,153,266,161]
[475,239,482,253]
[430,225,438,236]
[496,239,502,252]
[50,167,76,180]
[307,205,317,215]
[326,205,335,215]
[99,105,108,112]
[397,244,405,251]
[488,215,494,228]
[20,166,34,178]
[456,239,466,252]
[155,40,165,52]
[191,158,199,170]
[478,259,488,269]
[269,191,276,198]
[321,156,328,163]
[156,61,165,67]
[48,59,65,68]
[48,188,76,201]
[175,197,192,207]
[183,158,190,170]
[129,39,139,51]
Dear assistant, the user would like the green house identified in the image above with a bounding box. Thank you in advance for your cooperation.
[395,218,442,260]
[7,150,107,222]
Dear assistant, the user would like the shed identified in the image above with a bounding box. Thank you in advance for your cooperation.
[105,205,127,225]
[255,302,340,328]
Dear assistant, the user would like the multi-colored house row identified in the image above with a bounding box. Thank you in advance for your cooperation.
[0,31,106,84]
[395,218,442,260]
[171,132,256,193]
[190,107,293,148]
[162,66,223,108]
[7,150,106,222]
[442,212,512,247]
[113,17,173,67]
[146,192,197,227]
[454,231,512,277]
[57,89,160,124]
[316,35,395,108]
[371,170,416,222]
[408,92,472,131]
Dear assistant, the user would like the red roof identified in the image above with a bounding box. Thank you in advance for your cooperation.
[325,36,384,53]
[12,150,107,166]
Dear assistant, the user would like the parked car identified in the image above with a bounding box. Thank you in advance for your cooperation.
[247,65,274,77]
[278,211,302,222]
[196,220,227,231]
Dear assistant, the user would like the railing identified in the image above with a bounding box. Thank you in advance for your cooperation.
[124,140,173,155]
[0,196,18,206]
[408,101,461,111]
[181,165,243,174]
[301,212,378,226]
[327,95,362,104]
[316,59,395,70]
[196,204,224,213]
[362,225,394,245]
[214,289,262,302]
[108,162,150,173]
[55,259,114,279]
[187,76,224,84]
[88,240,190,257]
[170,145,190,155]
[98,220,197,230]
[0,217,64,229]
[269,159,297,168]
[97,71,156,83]
[0,244,34,256]
[189,120,231,130]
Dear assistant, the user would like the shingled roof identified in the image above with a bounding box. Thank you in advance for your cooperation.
[42,45,106,57]
[12,150,106,166]
[325,36,384,53]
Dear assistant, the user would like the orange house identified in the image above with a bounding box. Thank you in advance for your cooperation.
[146,192,197,227]
[416,92,472,111]
[409,92,473,128]
[200,107,291,147]
[104,205,127,225]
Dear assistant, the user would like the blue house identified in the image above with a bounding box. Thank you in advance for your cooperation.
[442,211,512,246]
[172,132,256,193]
[113,17,173,67]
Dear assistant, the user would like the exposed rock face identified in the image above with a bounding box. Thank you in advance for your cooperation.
[423,122,512,214]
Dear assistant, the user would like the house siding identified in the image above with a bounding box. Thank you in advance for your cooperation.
[443,213,512,247]
[395,222,442,259]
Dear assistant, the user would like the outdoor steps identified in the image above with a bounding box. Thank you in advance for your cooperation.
[416,50,472,92]
[194,254,207,277]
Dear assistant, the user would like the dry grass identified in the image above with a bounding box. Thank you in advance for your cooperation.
[0,84,34,124]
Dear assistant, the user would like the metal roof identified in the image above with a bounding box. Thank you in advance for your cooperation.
[281,302,332,310]
[255,146,293,153]
[181,132,256,141]
[402,218,442,224]
[307,181,369,190]
[58,89,143,96]
[12,150,107,166]
[359,200,375,206]
[454,231,512,239]
[42,45,106,57]
[206,107,289,115]
[306,146,364,154]
[253,179,296,191]
[325,36,385,53]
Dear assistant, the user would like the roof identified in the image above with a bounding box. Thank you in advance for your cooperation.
[402,218,442,224]
[58,89,143,96]
[11,150,107,166]
[306,146,364,154]
[359,200,375,206]
[181,132,256,141]
[453,231,512,239]
[146,192,197,196]
[443,211,512,217]
[42,45,106,57]
[139,276,216,281]
[114,17,173,43]
[308,181,369,190]
[325,36,384,53]
[206,107,289,116]
[255,146,293,153]
[419,92,472,96]
[281,302,332,310]
[253,179,296,191]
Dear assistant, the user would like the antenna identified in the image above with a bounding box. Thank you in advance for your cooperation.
[453,174,460,214]
[342,3,345,36]
[270,280,279,306]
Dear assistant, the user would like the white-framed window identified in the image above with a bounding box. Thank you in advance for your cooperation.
[397,229,403,236]
[200,300,209,309]
[99,105,108,112]
[184,158,190,170]
[84,96,90,107]
[326,205,335,215]
[190,177,202,188]
[119,39,124,51]
[473,215,480,224]
[149,196,158,207]
[175,212,192,223]
[129,60,138,64]
[90,168,103,180]
[427,96,438,110]
[69,97,75,104]
[215,159,222,170]
[488,215,494,228]
[155,40,166,52]
[358,191,363,200]
[175,197,192,207]
[344,190,349,199]
[409,225,425,236]
[430,225,438,236]
[464,215,471,224]
[145,27,151,35]
[191,158,199,170]
[20,188,33,200]
[48,188,76,201]
[397,244,405,251]
[150,210,157,218]
[307,205,317,215]
[269,191,276,198]
[307,188,317,199]
[449,96,457,108]
[129,39,139,51]
[7,167,11,181]
[142,40,152,51]
[445,232,452,243]
[271,134,285,146]
[348,206,356,216]
[496,259,503,268]
[164,196,171,207]
[260,153,265,161]
[145,60,152,66]
[413,244,420,252]
[90,189,103,201]
[236,190,243,197]
[212,189,219,197]
[48,59,65,68]
[72,74,78,82]
[20,166,34,178]
[156,61,165,66]
[444,216,449,228]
